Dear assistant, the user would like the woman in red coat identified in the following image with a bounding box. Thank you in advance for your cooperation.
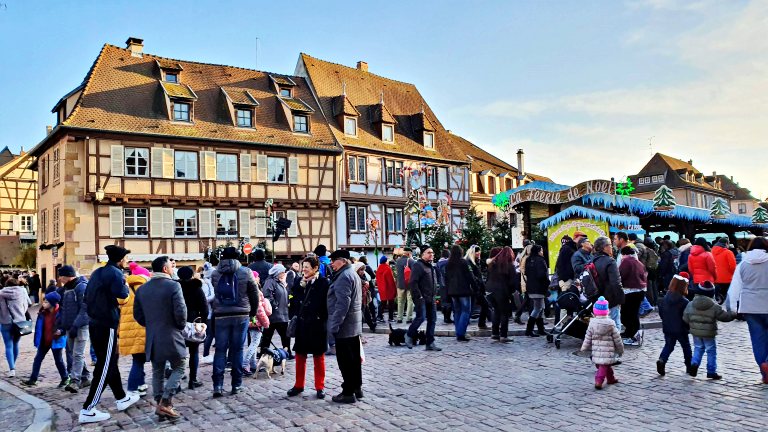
[376,256,397,322]
[688,237,718,287]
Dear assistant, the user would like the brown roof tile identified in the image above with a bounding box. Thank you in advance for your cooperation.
[332,95,360,117]
[155,59,183,70]
[160,81,197,99]
[372,103,396,124]
[279,96,315,113]
[58,44,338,151]
[220,86,259,106]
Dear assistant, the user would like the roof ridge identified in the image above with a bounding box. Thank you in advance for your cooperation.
[300,53,418,89]
[62,43,110,126]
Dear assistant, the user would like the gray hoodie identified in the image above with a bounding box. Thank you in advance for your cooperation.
[0,286,31,325]
[726,249,768,314]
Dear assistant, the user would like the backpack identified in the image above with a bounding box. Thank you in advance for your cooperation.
[645,249,660,271]
[579,261,600,298]
[215,272,240,306]
[404,261,412,285]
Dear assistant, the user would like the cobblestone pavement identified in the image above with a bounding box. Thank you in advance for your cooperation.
[0,385,36,431]
[2,316,766,431]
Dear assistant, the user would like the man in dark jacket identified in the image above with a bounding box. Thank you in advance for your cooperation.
[571,238,593,277]
[211,247,260,397]
[248,248,272,282]
[592,237,624,331]
[395,248,416,323]
[326,249,363,404]
[81,245,138,424]
[28,270,42,305]
[405,247,441,351]
[555,235,578,291]
[134,256,188,419]
[58,265,91,393]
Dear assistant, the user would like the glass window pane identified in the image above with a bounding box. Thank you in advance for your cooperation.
[216,210,237,236]
[268,157,286,183]
[424,133,434,148]
[357,208,366,231]
[293,115,308,132]
[358,157,366,182]
[348,157,356,181]
[348,207,357,231]
[216,154,237,182]
[345,117,357,136]
[383,125,394,142]
[280,88,291,97]
[166,73,177,83]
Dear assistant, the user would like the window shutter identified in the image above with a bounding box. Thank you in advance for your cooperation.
[287,210,298,237]
[109,207,123,238]
[255,210,266,237]
[256,155,268,182]
[199,209,214,238]
[162,208,174,238]
[240,154,252,183]
[239,209,251,238]
[162,148,175,178]
[111,145,124,176]
[288,157,299,184]
[150,207,164,238]
[12,215,20,232]
[200,151,217,181]
[151,148,165,178]
[32,214,37,233]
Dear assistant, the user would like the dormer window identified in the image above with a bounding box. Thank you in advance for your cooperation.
[165,72,178,83]
[344,117,357,137]
[382,124,394,143]
[172,101,191,122]
[280,87,292,97]
[236,108,253,128]
[424,132,435,150]
[294,115,308,133]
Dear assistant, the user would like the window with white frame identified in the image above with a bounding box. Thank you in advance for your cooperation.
[382,124,394,143]
[52,206,60,240]
[386,208,403,233]
[236,108,253,128]
[125,148,149,177]
[268,156,286,183]
[215,210,238,236]
[423,132,435,149]
[349,156,366,182]
[638,177,647,185]
[293,114,308,133]
[738,203,747,214]
[124,208,148,237]
[20,215,33,232]
[385,160,403,186]
[344,117,357,136]
[174,209,197,237]
[348,206,367,232]
[174,151,198,180]
[427,167,438,189]
[172,101,191,122]
[216,154,238,182]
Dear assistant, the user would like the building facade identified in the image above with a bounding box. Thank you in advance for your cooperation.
[704,174,760,216]
[31,39,341,276]
[0,148,37,266]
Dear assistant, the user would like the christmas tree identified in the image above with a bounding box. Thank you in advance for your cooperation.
[458,207,492,256]
[709,198,729,219]
[653,185,676,211]
[424,224,454,254]
[491,214,513,247]
[751,206,768,224]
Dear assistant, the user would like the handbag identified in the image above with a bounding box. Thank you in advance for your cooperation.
[288,283,314,338]
[4,298,33,337]
[182,318,207,343]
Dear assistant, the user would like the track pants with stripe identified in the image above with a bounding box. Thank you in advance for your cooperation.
[82,325,126,410]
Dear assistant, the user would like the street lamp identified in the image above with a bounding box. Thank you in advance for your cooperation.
[95,187,105,202]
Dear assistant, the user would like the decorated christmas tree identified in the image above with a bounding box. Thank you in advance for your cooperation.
[424,224,455,253]
[491,214,513,247]
[653,185,676,211]
[709,198,729,219]
[458,207,492,255]
[751,206,768,224]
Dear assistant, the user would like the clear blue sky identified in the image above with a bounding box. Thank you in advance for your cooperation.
[1,0,764,199]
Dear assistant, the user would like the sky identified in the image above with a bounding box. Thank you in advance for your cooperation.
[0,0,765,199]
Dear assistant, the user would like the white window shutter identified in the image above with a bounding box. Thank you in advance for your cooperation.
[288,157,299,184]
[32,214,37,233]
[151,148,165,178]
[240,154,252,183]
[200,151,217,181]
[111,145,124,177]
[199,151,207,180]
[150,207,164,238]
[162,148,175,179]
[12,215,20,232]
[109,207,123,238]
[239,209,251,238]
[256,155,268,182]
[255,209,266,237]
[162,208,174,238]
[199,209,214,238]
[287,210,298,237]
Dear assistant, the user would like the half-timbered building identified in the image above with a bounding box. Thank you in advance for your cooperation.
[0,148,37,266]
[30,38,341,275]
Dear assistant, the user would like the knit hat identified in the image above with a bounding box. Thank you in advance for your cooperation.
[222,247,240,260]
[313,244,328,257]
[694,237,709,248]
[177,266,194,281]
[105,245,130,262]
[353,261,366,273]
[695,281,716,298]
[58,265,76,278]
[128,262,151,278]
[593,296,609,316]
[379,255,388,265]
[269,264,286,277]
[45,291,61,307]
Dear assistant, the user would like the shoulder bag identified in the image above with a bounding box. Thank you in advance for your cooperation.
[183,317,207,343]
[288,283,314,338]
[5,298,33,337]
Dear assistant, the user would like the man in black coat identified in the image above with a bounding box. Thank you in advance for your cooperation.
[248,248,273,282]
[405,247,441,352]
[555,235,579,291]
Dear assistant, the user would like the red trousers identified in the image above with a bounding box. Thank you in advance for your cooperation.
[595,365,617,385]
[294,353,325,390]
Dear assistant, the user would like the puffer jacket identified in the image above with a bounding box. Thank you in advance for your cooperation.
[524,255,550,297]
[60,276,89,333]
[211,259,260,318]
[581,315,624,365]
[687,245,717,284]
[658,292,689,335]
[262,276,289,323]
[683,295,734,338]
[33,305,67,349]
[118,274,148,356]
[712,246,736,284]
[726,249,768,314]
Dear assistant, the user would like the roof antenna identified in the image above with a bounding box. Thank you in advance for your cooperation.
[649,136,655,156]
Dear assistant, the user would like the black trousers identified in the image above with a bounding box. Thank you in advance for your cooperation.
[335,335,362,396]
[259,322,291,354]
[83,325,126,410]
[621,291,645,339]
[490,292,511,338]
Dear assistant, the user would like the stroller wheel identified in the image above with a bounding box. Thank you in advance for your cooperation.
[555,339,561,349]
[546,334,553,343]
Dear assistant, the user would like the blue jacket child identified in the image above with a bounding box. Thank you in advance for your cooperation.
[22,291,69,386]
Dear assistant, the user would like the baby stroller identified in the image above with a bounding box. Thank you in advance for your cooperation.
[546,285,596,349]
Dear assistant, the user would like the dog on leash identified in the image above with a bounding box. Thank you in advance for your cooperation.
[255,348,289,378]
[388,323,427,346]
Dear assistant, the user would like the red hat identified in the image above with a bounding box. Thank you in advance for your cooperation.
[573,231,587,239]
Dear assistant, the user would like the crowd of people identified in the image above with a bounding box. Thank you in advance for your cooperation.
[0,232,766,422]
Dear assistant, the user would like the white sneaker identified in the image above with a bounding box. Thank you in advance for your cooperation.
[79,408,111,424]
[201,354,214,364]
[7,369,15,378]
[116,392,140,411]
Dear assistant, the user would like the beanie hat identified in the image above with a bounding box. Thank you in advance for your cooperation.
[268,264,286,277]
[129,262,151,278]
[58,265,77,278]
[253,248,266,260]
[313,244,328,257]
[177,266,194,281]
[45,291,61,307]
[695,281,716,298]
[222,247,240,260]
[105,245,130,262]
[379,255,388,265]
[593,296,609,316]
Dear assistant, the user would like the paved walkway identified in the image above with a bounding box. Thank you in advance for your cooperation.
[2,314,765,431]
[0,383,36,432]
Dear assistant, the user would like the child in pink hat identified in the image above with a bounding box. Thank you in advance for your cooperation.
[581,296,624,389]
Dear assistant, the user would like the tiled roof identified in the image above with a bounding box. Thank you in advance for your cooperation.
[415,112,435,131]
[658,153,700,174]
[160,82,197,99]
[449,133,552,182]
[155,59,183,70]
[269,74,296,86]
[220,86,259,106]
[372,103,396,124]
[332,95,360,117]
[707,174,756,201]
[299,53,468,163]
[279,96,315,113]
[54,44,338,152]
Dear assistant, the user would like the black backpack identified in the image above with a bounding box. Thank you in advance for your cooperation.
[215,272,240,306]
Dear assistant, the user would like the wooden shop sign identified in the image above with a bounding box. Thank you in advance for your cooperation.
[507,180,613,207]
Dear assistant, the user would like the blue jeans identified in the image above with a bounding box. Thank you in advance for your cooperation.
[610,306,622,331]
[407,300,436,346]
[692,336,717,374]
[29,345,67,382]
[744,314,768,368]
[659,332,692,365]
[452,296,472,338]
[127,353,146,391]
[212,316,248,389]
[1,323,20,371]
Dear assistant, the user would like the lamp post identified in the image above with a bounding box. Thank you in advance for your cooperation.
[95,187,105,202]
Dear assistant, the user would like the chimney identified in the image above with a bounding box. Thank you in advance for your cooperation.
[46,125,52,135]
[126,37,144,57]
[687,159,693,166]
[356,61,368,72]
[517,149,526,178]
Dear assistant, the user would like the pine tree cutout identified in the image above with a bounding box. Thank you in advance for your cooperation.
[653,185,676,211]
[752,206,768,224]
[709,198,729,219]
